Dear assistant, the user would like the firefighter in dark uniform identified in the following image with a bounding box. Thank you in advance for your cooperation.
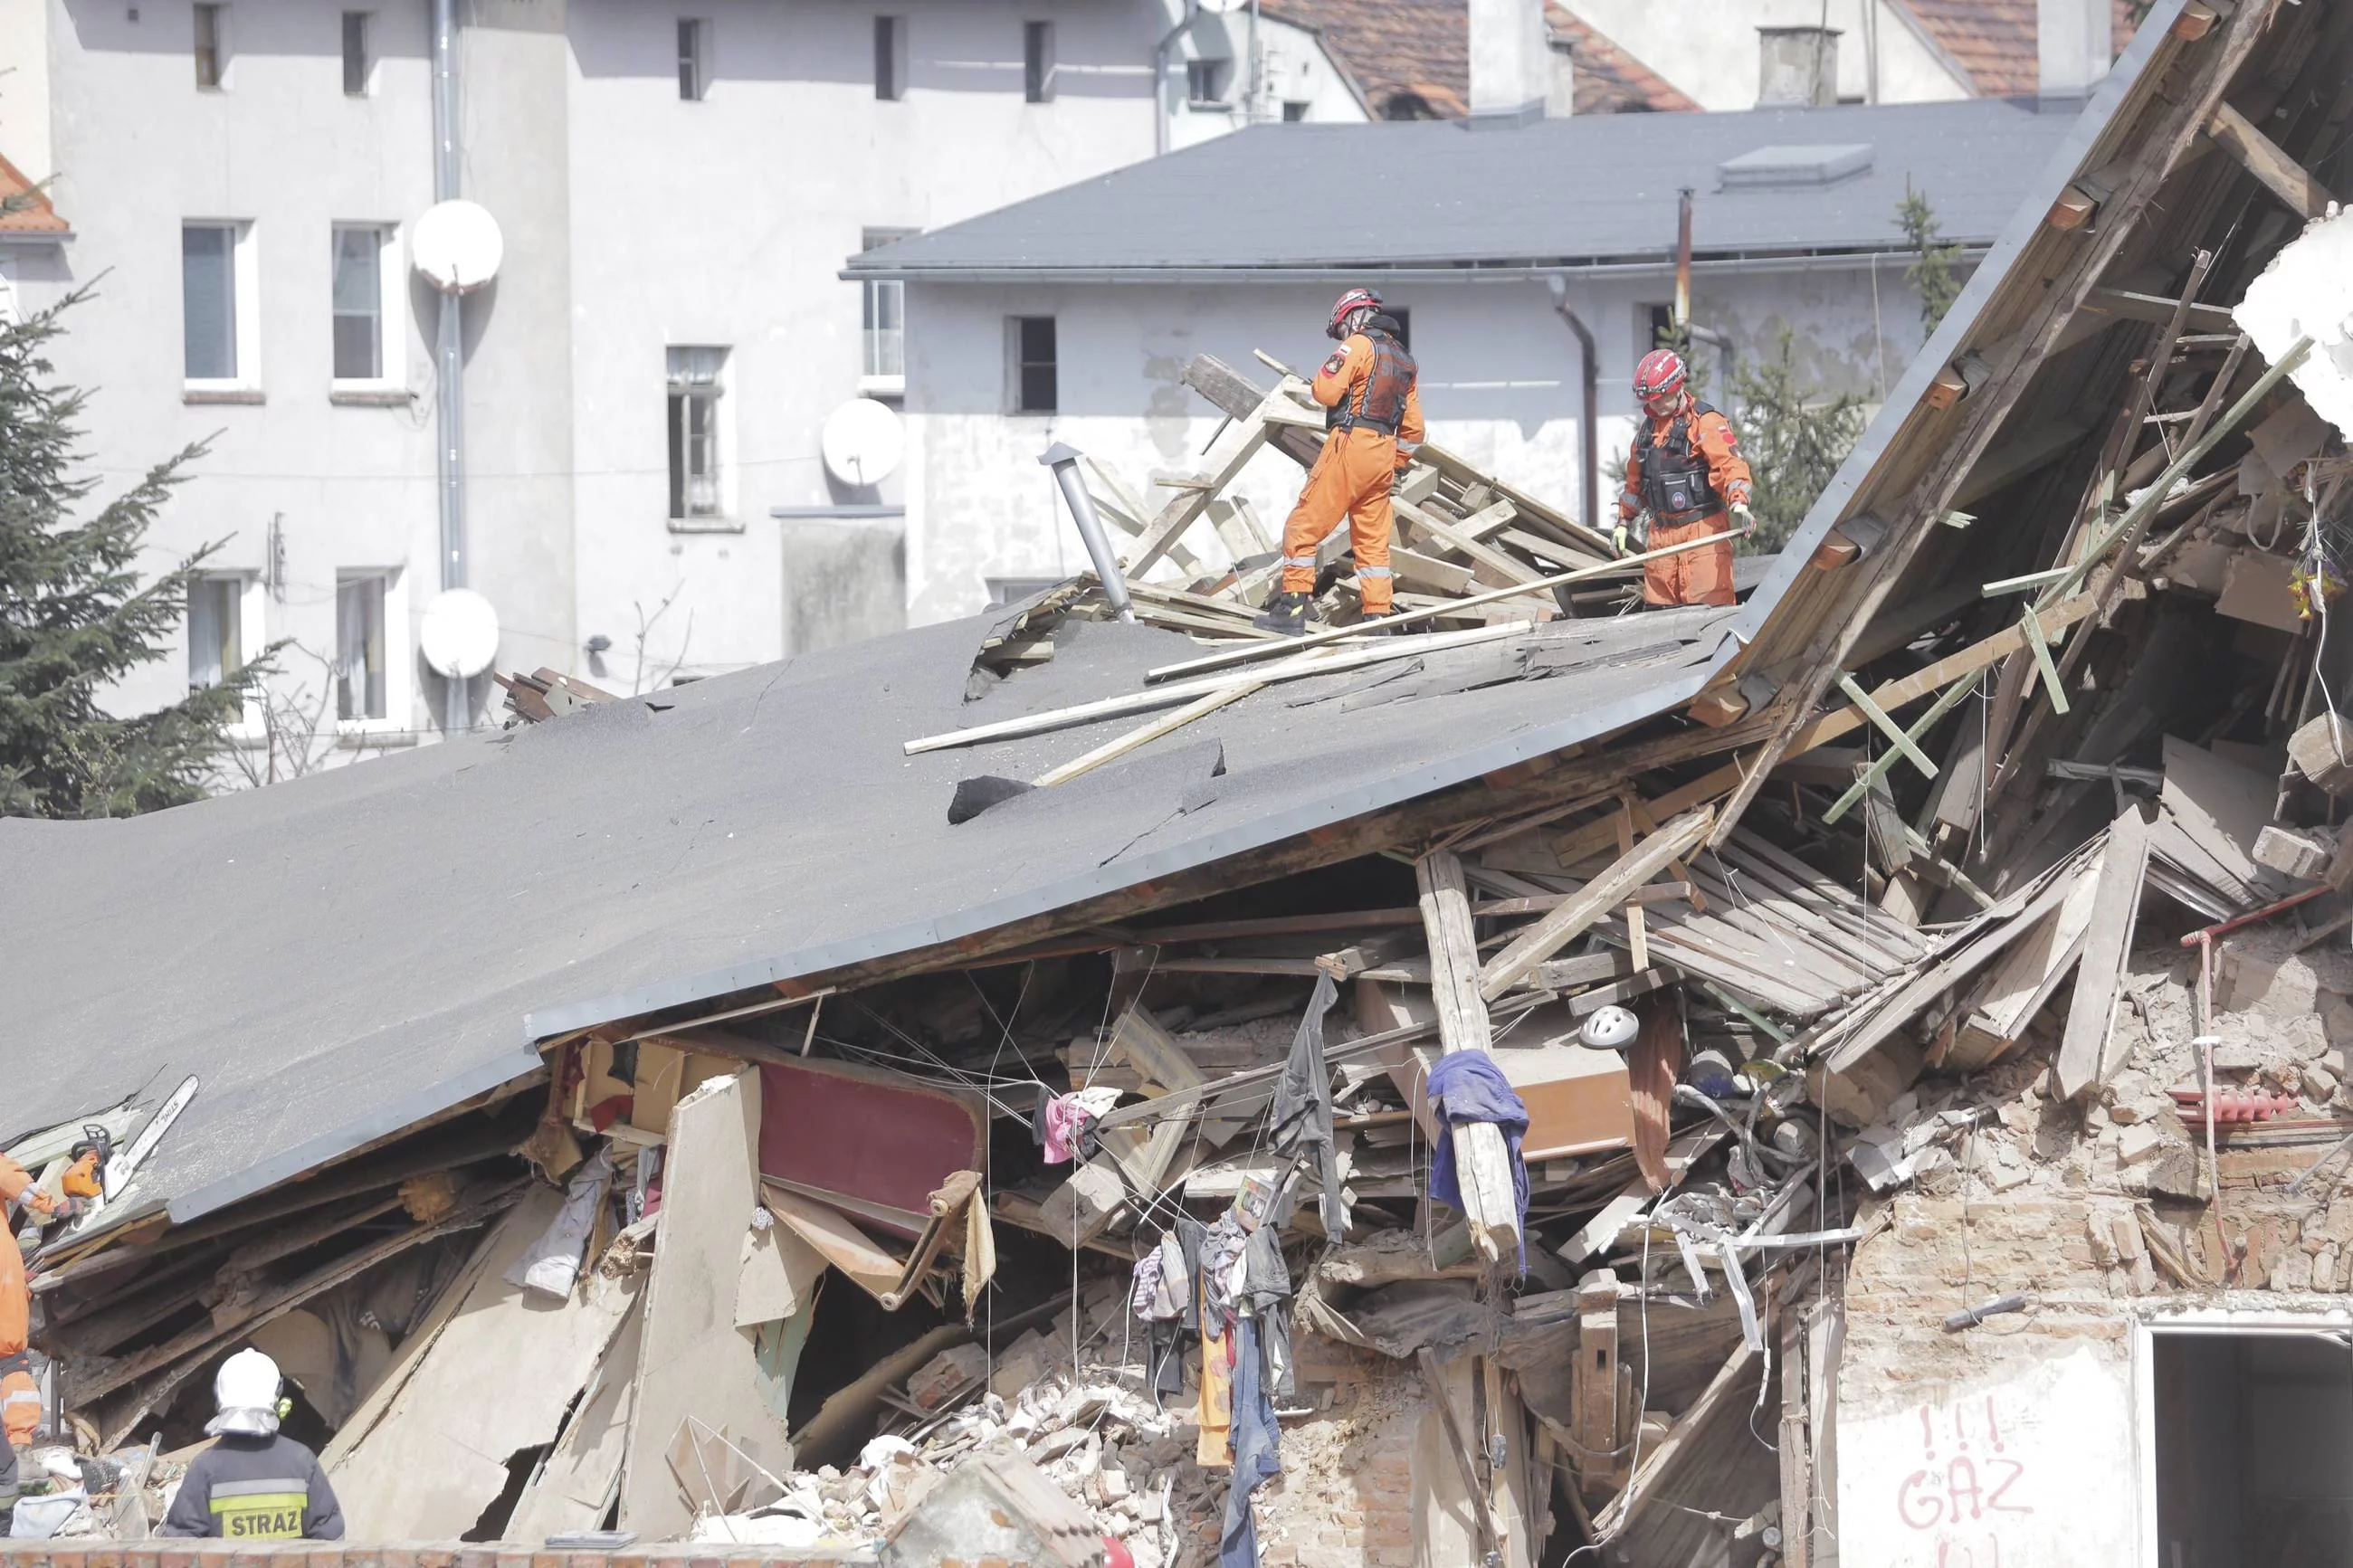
[158,1349,345,1541]
[1255,287,1425,635]
[1617,347,1755,608]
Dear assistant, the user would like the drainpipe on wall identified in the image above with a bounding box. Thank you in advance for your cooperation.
[1153,2,1199,157]
[431,0,469,734]
[1543,275,1600,547]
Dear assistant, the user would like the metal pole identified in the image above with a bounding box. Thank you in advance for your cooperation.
[1039,443,1136,622]
[432,0,469,733]
[1673,187,1694,332]
[1545,275,1602,547]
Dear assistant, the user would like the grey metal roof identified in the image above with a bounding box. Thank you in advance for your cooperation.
[844,99,2080,280]
[0,605,1739,1229]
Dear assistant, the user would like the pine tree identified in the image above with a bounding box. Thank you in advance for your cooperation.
[1897,185,1963,337]
[0,288,271,817]
[1729,327,1866,554]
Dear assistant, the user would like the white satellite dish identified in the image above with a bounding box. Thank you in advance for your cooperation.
[412,200,504,294]
[419,588,501,679]
[822,397,906,487]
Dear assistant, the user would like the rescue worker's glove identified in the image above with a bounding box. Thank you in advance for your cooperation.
[1730,502,1756,531]
[1612,520,1633,555]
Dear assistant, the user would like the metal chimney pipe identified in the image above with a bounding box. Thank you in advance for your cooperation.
[1040,444,1136,622]
[431,0,469,733]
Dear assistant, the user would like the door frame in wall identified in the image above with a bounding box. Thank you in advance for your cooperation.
[2133,1307,2353,1566]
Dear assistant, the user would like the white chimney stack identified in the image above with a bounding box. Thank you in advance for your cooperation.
[2037,0,2112,103]
[1469,0,1548,127]
[1546,26,1576,118]
[1757,25,1839,107]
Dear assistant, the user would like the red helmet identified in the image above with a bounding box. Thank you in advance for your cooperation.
[1328,287,1382,339]
[1634,348,1689,413]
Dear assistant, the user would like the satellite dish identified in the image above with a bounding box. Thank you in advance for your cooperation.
[822,397,905,487]
[412,200,504,294]
[419,588,501,679]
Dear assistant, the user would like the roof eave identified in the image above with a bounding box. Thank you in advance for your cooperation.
[842,243,1992,285]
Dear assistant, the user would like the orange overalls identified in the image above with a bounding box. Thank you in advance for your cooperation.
[1278,328,1424,616]
[0,1156,58,1449]
[1618,395,1752,608]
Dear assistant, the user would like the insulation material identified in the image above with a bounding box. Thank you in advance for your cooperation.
[2235,208,2353,441]
[622,1069,793,1537]
[323,1185,643,1539]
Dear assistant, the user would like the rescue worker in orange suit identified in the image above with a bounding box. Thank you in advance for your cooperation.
[1255,287,1424,635]
[1616,348,1754,609]
[1,1153,63,1513]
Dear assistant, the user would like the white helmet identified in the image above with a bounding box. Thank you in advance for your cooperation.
[208,1347,284,1438]
[1581,1004,1640,1050]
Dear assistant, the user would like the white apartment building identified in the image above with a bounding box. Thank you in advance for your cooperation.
[0,0,1366,765]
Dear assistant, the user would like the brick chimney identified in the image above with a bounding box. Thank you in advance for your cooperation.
[1469,0,1548,127]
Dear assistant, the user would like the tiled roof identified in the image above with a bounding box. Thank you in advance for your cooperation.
[0,152,68,233]
[1266,0,1692,119]
[1899,0,2143,97]
[1548,10,1700,115]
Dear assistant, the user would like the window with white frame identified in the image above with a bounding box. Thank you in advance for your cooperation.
[336,573,389,722]
[187,575,244,690]
[330,224,391,383]
[182,221,254,386]
[861,228,914,394]
[667,347,729,521]
[194,3,227,89]
[678,18,707,100]
[341,11,370,95]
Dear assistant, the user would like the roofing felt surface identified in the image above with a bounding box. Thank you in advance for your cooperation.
[846,98,2077,279]
[0,605,1738,1226]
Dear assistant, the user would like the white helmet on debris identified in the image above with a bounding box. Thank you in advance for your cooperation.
[1580,1004,1640,1050]
[208,1347,285,1438]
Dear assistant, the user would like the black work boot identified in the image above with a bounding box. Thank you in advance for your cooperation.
[1253,590,1312,636]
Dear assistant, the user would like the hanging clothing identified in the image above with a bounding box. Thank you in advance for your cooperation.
[1424,1051,1532,1274]
[1199,1213,1249,1336]
[1239,1221,1297,1402]
[1269,970,1346,1241]
[1219,1315,1283,1568]
[1196,1316,1234,1468]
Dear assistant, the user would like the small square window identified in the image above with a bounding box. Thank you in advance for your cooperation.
[678,18,707,100]
[194,3,226,89]
[341,11,369,95]
[1641,303,1675,367]
[874,15,905,100]
[667,346,729,520]
[1011,316,1056,414]
[336,574,389,722]
[1186,57,1230,107]
[187,575,244,690]
[1023,21,1053,103]
[1282,99,1310,121]
[1385,307,1411,352]
[331,225,386,382]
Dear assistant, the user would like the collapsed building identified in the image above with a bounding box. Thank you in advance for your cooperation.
[10,0,2353,1563]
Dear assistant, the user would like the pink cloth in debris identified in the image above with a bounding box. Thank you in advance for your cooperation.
[1043,1093,1091,1163]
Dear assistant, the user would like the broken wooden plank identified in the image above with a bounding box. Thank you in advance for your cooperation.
[1394,496,1546,586]
[906,624,1525,754]
[1031,677,1267,788]
[1416,850,1524,1268]
[2054,808,2155,1099]
[1481,809,1714,1000]
[2206,100,2331,220]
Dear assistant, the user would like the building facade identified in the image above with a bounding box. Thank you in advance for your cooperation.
[0,0,1367,770]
